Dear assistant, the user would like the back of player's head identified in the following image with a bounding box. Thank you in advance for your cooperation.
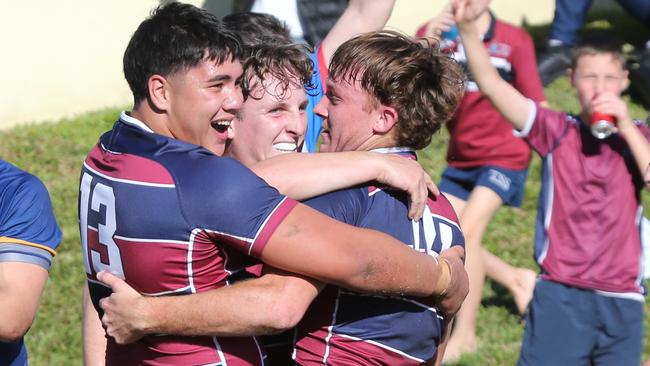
[329,31,465,150]
[241,42,314,100]
[223,12,292,54]
[123,1,242,106]
[571,33,626,70]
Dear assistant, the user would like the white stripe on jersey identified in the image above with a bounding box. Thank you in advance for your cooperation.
[334,333,426,363]
[323,292,342,364]
[112,234,189,246]
[537,155,554,264]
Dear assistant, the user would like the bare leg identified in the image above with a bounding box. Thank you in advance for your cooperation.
[483,249,536,315]
[443,188,502,363]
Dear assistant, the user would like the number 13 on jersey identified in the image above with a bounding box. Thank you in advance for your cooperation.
[79,172,125,278]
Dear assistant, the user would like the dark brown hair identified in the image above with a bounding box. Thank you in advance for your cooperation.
[329,30,465,149]
[124,2,241,106]
[571,33,626,70]
[242,43,314,101]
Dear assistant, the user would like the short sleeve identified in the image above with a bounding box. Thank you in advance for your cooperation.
[0,174,62,270]
[515,102,570,157]
[303,188,366,226]
[179,156,298,258]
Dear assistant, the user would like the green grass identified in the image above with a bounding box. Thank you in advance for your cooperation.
[3,82,648,365]
[2,7,649,364]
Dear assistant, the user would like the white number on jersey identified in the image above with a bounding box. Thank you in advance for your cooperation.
[411,205,455,256]
[80,172,125,277]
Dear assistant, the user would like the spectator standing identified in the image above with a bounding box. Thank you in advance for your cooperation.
[457,0,650,363]
[416,1,545,361]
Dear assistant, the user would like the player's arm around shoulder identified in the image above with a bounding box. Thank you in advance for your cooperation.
[261,202,460,299]
[97,269,322,343]
[454,0,531,130]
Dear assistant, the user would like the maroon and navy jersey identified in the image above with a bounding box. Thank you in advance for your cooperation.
[78,112,297,365]
[416,14,545,170]
[518,103,649,299]
[294,148,465,365]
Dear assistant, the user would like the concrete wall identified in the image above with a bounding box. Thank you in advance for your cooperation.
[387,0,554,36]
[0,1,201,129]
[0,0,554,130]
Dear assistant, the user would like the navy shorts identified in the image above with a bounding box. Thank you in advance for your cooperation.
[518,279,644,366]
[439,165,528,207]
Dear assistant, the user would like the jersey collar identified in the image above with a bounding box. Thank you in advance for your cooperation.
[120,111,155,133]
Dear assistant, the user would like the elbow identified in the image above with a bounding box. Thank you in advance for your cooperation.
[268,306,304,333]
[0,322,30,343]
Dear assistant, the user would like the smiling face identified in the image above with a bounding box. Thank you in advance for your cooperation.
[314,77,380,153]
[164,57,243,155]
[225,74,308,166]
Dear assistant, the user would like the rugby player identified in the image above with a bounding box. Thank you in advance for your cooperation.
[80,3,467,365]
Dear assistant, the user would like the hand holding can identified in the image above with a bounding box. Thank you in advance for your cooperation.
[590,111,617,139]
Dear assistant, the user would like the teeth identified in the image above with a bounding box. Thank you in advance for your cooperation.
[211,120,231,132]
[273,142,297,152]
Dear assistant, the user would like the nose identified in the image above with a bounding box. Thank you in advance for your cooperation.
[595,76,609,95]
[314,98,328,119]
[286,112,307,139]
[223,85,244,114]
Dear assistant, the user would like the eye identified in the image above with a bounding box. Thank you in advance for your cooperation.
[269,107,284,115]
[325,91,339,104]
[209,83,224,91]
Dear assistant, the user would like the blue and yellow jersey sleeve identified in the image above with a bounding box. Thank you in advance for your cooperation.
[0,160,62,270]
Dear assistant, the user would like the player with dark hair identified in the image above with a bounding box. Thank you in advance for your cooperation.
[222,12,292,51]
[0,160,62,366]
[93,30,468,366]
[80,3,467,365]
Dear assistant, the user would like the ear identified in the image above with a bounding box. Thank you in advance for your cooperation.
[373,105,398,134]
[147,74,171,111]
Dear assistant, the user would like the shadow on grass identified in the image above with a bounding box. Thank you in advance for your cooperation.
[482,280,520,316]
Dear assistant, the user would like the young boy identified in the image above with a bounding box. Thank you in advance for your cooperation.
[455,0,650,364]
[416,1,544,360]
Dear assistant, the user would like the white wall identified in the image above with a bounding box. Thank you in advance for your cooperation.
[0,1,201,129]
[0,0,554,130]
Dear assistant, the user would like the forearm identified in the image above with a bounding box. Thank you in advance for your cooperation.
[83,284,106,366]
[251,152,386,200]
[618,120,650,185]
[262,205,450,297]
[321,0,395,64]
[139,273,318,337]
[457,21,531,129]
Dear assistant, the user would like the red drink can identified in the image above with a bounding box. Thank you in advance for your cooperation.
[590,111,616,139]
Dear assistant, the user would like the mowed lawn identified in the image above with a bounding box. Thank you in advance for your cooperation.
[2,9,650,364]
